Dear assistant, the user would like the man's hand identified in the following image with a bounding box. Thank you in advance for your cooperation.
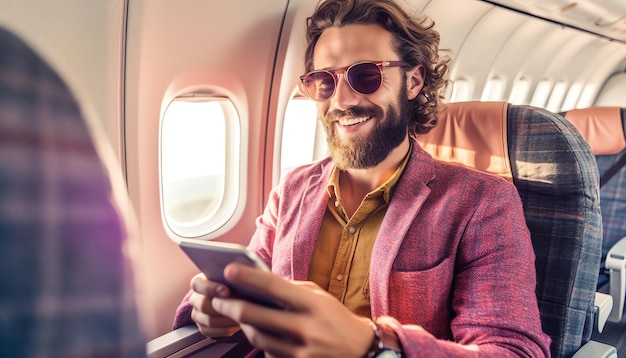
[211,262,375,357]
[188,272,241,337]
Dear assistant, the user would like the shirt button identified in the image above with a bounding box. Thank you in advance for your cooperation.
[336,274,344,281]
[348,226,356,234]
[334,200,340,207]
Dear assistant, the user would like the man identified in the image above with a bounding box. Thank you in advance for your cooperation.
[174,0,551,356]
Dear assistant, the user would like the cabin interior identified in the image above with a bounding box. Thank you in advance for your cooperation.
[2,0,626,356]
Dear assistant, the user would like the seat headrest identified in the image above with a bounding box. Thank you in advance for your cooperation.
[562,107,625,155]
[416,101,512,182]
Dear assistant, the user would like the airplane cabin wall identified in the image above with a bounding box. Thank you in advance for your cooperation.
[0,0,127,168]
[123,0,290,339]
[596,72,626,107]
[423,0,626,110]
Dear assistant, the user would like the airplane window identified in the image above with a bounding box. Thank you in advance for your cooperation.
[450,78,471,102]
[160,97,240,239]
[509,77,531,105]
[481,77,505,101]
[530,80,553,108]
[578,83,597,108]
[546,81,568,112]
[280,98,327,179]
[561,82,583,111]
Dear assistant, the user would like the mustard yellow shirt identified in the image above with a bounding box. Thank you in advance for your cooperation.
[307,146,411,318]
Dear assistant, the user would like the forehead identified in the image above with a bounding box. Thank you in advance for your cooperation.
[313,24,396,69]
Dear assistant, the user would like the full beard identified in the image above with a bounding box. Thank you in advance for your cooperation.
[321,88,410,170]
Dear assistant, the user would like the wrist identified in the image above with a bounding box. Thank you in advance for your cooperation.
[365,319,402,358]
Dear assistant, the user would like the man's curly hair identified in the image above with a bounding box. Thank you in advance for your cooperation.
[305,0,450,135]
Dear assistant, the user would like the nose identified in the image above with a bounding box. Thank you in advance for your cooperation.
[330,73,360,111]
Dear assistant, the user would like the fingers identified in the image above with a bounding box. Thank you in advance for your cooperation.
[240,323,300,357]
[194,317,241,337]
[210,267,374,356]
[223,263,323,312]
[191,305,240,337]
[189,275,226,316]
[190,273,229,299]
[189,264,323,342]
[208,265,376,356]
[188,273,240,337]
[211,291,314,347]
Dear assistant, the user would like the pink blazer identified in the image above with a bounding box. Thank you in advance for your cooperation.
[175,139,551,357]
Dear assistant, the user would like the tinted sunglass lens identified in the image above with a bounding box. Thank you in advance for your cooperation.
[348,63,382,94]
[305,71,335,101]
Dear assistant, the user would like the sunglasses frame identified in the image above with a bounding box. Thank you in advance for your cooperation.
[299,60,408,101]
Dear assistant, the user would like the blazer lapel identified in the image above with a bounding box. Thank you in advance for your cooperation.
[369,142,436,318]
[290,160,334,280]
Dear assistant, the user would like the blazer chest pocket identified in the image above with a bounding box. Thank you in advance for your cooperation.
[387,256,454,333]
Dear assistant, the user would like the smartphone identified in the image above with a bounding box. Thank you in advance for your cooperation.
[179,238,284,309]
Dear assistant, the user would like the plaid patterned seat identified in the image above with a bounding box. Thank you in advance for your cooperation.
[561,107,626,355]
[594,147,626,288]
[418,101,603,358]
[560,107,626,289]
[0,28,146,356]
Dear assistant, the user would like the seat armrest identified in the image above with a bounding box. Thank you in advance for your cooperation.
[605,236,626,322]
[593,292,613,333]
[147,325,210,358]
[571,340,617,358]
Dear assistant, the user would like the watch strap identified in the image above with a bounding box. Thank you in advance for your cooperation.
[365,320,402,357]
[378,323,402,354]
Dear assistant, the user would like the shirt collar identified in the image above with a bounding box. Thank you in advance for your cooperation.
[326,141,412,204]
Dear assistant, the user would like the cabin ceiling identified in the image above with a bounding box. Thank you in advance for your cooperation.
[485,0,626,43]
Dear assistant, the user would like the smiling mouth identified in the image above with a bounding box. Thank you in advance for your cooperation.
[337,116,372,126]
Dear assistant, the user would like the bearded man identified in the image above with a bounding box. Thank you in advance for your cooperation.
[174,0,551,356]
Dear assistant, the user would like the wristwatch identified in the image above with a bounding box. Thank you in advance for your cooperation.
[366,320,403,358]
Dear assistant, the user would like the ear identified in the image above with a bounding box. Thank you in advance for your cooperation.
[405,64,425,100]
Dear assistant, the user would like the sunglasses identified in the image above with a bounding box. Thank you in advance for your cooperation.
[299,61,408,101]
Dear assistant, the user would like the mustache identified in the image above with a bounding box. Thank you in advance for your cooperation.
[324,106,383,122]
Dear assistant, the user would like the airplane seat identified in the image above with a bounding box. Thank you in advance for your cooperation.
[0,27,146,356]
[416,101,615,358]
[560,106,626,354]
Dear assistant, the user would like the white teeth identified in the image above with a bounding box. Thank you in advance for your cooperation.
[338,116,370,126]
